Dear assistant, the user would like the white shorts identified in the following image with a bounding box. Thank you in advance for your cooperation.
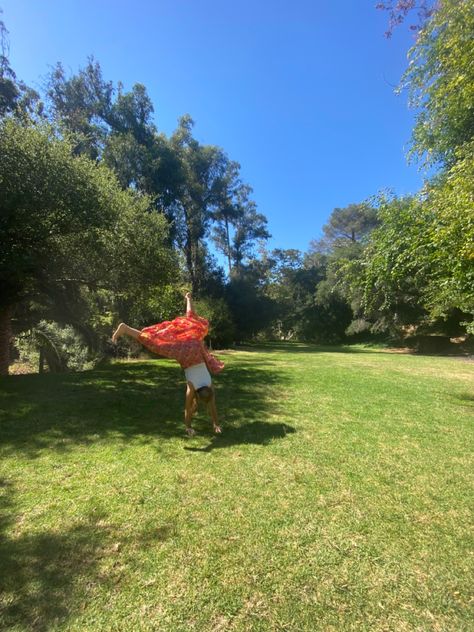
[184,362,212,390]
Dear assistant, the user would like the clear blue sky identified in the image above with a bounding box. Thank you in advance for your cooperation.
[2,0,424,252]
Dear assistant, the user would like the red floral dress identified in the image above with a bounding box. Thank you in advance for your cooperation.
[138,310,224,374]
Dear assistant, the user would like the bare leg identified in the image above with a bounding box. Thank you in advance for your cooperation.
[112,323,141,343]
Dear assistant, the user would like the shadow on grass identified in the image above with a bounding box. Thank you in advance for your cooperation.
[239,342,390,355]
[184,420,296,453]
[0,352,291,456]
[0,479,172,631]
[453,393,474,408]
[240,341,473,359]
[0,479,102,631]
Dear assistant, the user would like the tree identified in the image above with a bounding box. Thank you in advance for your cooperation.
[171,116,237,291]
[46,59,114,158]
[0,10,42,120]
[47,60,185,219]
[358,140,474,337]
[103,82,184,219]
[359,196,428,334]
[400,0,474,166]
[376,1,436,37]
[306,203,379,339]
[230,199,270,274]
[362,0,474,339]
[311,202,379,253]
[225,275,276,342]
[46,60,269,295]
[0,119,175,374]
[262,249,323,341]
[418,142,474,329]
[210,162,245,275]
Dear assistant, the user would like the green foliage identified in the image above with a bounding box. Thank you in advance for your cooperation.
[360,196,430,333]
[226,276,277,342]
[0,121,172,304]
[171,116,264,291]
[5,4,473,351]
[262,250,321,341]
[0,118,177,372]
[46,61,269,294]
[46,59,114,159]
[17,321,90,372]
[0,11,42,121]
[360,155,474,334]
[402,0,474,165]
[1,119,114,306]
[353,1,474,337]
[116,285,185,331]
[14,331,40,370]
[193,297,236,347]
[1,41,271,350]
[224,188,270,274]
[317,203,379,249]
[0,118,176,305]
[307,204,379,341]
[420,142,474,327]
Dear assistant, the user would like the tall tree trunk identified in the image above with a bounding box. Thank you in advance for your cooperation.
[39,347,45,374]
[185,240,197,294]
[0,305,13,376]
[184,224,196,294]
[225,218,232,276]
[191,242,198,293]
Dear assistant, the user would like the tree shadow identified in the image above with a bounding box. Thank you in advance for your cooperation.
[239,341,474,358]
[0,480,102,631]
[184,420,296,453]
[237,342,392,355]
[452,392,474,408]
[0,479,176,631]
[0,354,291,457]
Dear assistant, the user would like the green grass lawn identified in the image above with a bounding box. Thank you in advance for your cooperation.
[0,344,473,631]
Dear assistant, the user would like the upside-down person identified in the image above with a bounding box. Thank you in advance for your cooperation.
[112,292,223,436]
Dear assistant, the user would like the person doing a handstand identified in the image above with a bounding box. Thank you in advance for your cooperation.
[112,293,223,436]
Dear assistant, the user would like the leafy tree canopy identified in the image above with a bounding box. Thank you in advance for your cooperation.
[401,0,474,165]
[0,118,176,373]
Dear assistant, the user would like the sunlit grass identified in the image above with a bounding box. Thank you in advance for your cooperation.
[0,344,473,631]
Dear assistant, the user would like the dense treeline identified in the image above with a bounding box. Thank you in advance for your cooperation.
[1,0,473,375]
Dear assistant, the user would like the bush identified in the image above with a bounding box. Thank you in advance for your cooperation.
[16,321,91,372]
[193,297,236,348]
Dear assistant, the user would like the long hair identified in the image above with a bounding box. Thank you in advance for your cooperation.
[196,386,213,404]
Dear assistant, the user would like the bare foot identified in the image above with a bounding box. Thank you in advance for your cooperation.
[112,323,126,343]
